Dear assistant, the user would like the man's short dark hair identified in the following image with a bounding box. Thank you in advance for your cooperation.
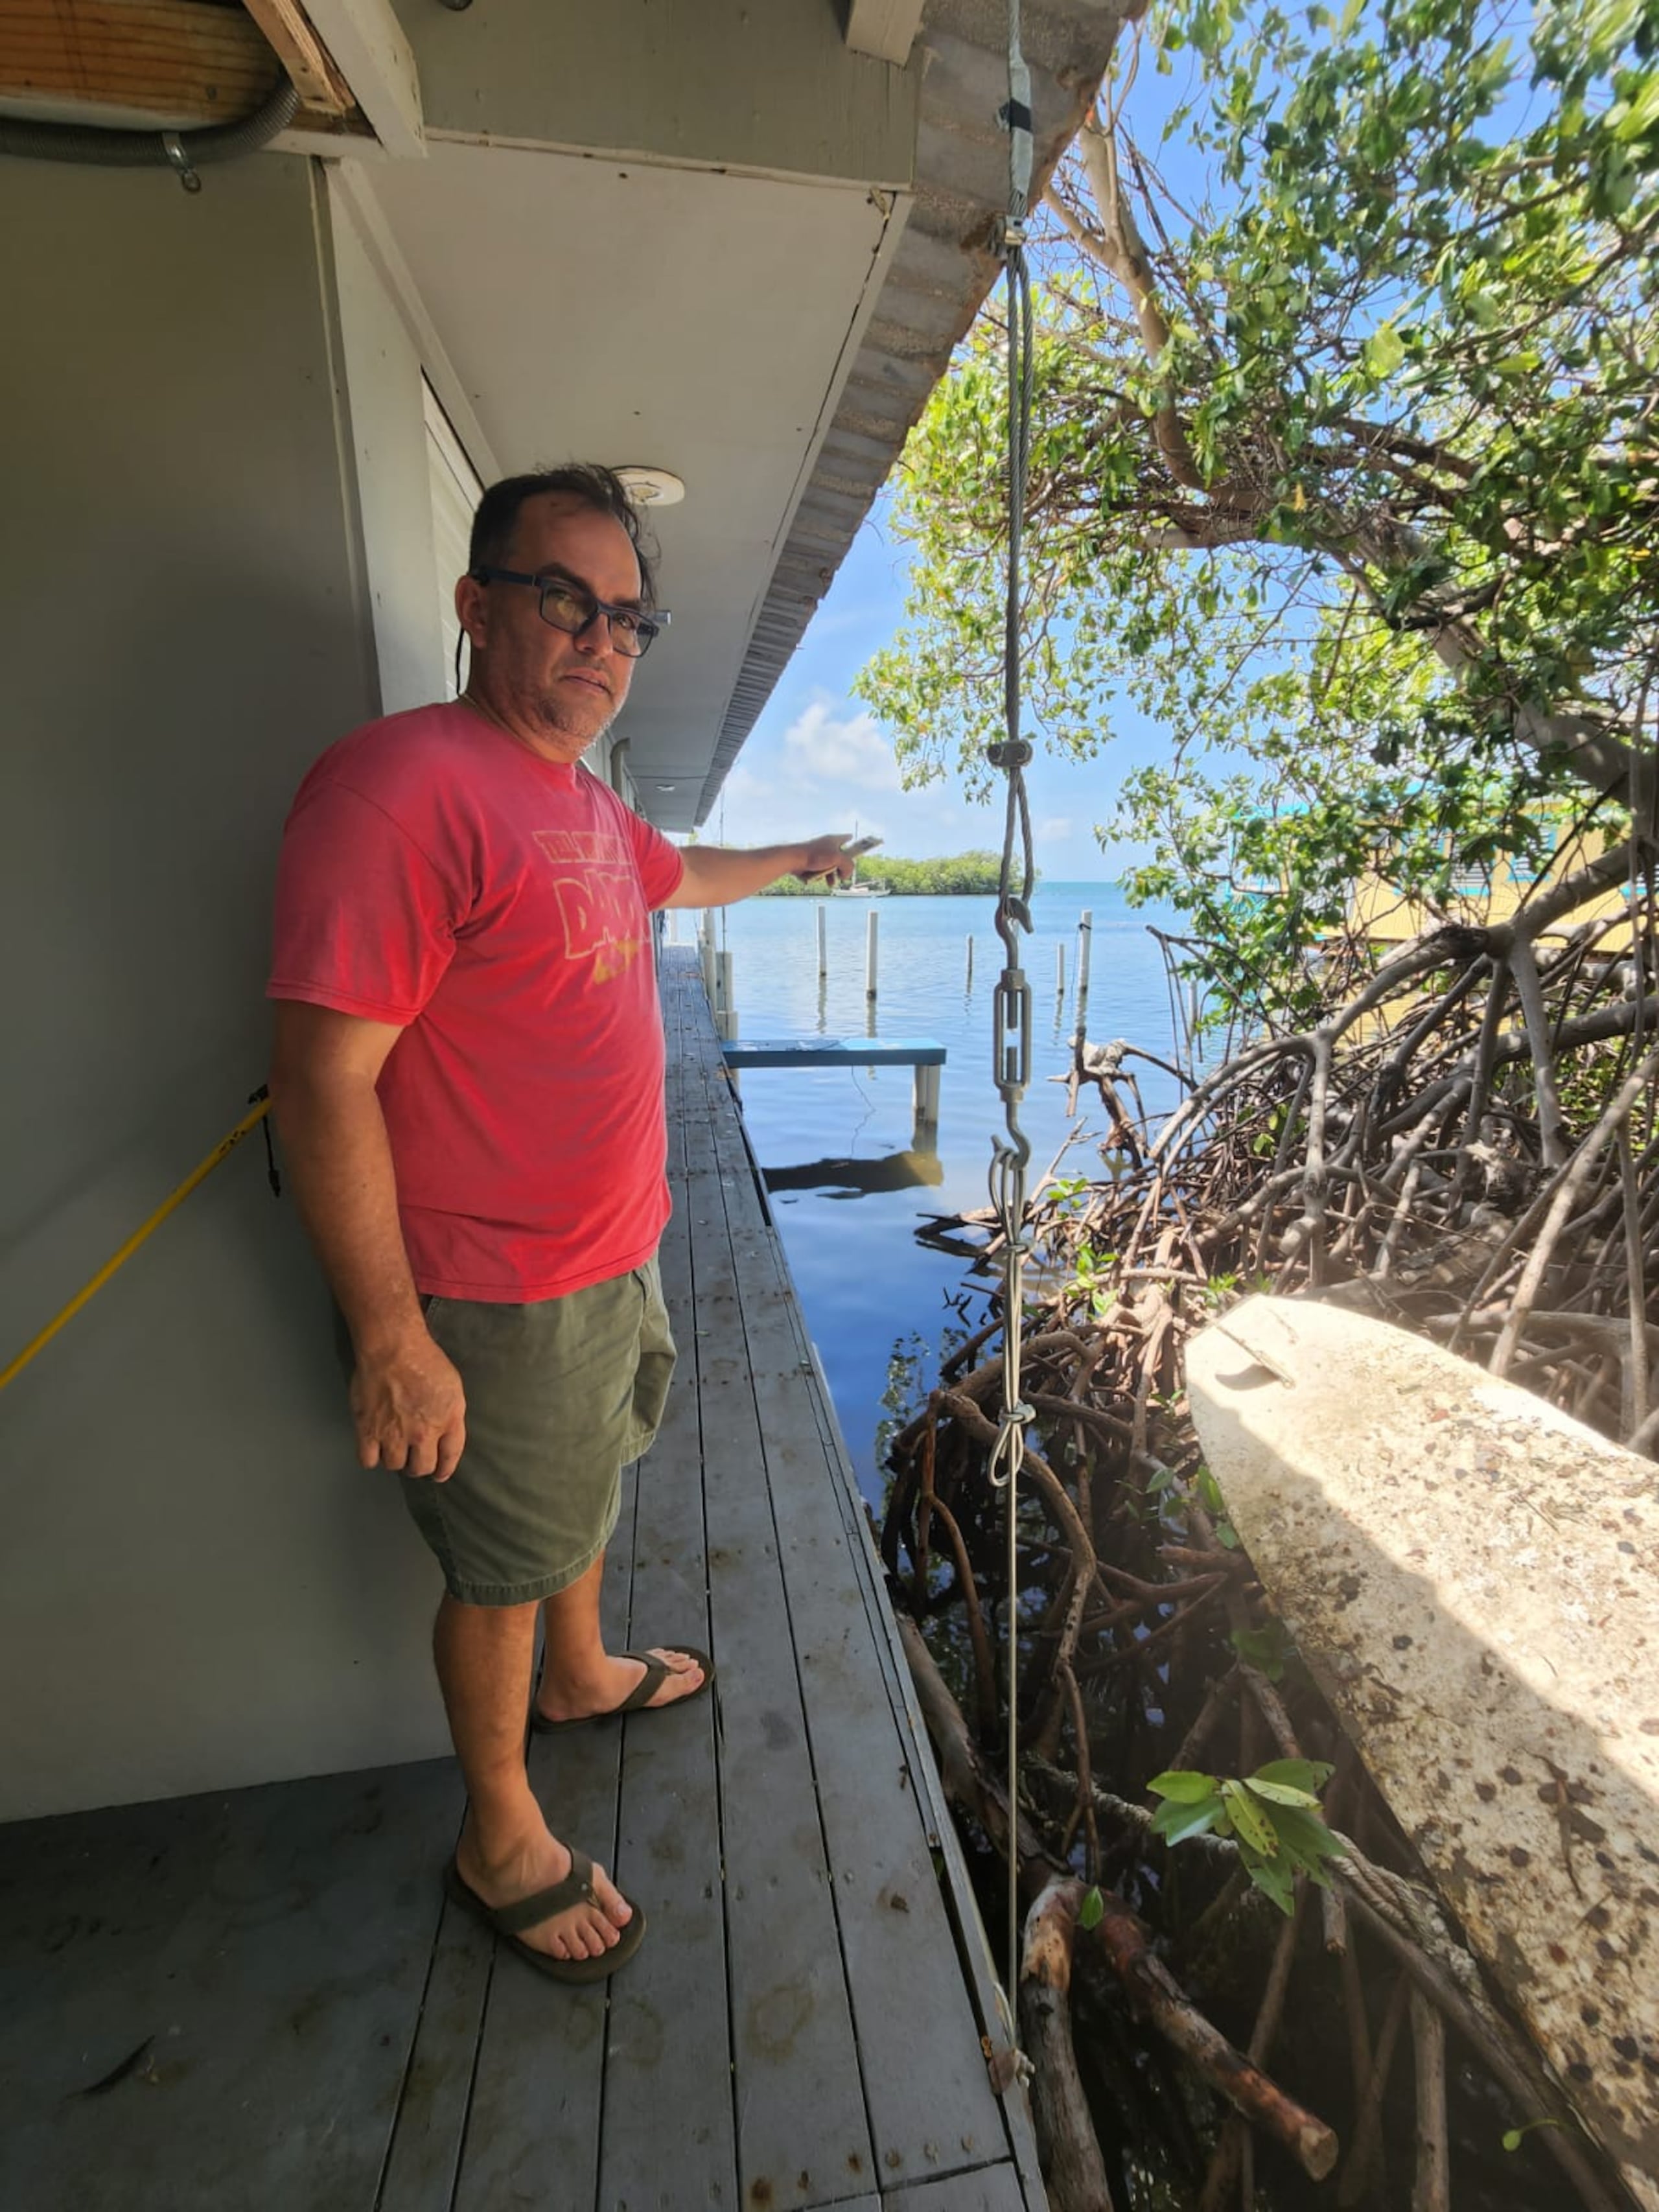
[468,465,658,606]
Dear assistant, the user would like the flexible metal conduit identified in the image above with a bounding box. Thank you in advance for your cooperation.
[0,78,299,189]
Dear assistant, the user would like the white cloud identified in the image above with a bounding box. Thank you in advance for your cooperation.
[782,699,902,792]
[719,763,768,806]
[1037,816,1073,843]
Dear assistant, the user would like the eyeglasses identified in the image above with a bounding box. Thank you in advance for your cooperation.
[469,566,668,659]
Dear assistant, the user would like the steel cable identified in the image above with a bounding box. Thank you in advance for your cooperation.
[989,0,1038,2019]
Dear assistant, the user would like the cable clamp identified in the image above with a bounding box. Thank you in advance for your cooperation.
[987,738,1033,770]
[161,132,202,193]
[986,2037,1037,2093]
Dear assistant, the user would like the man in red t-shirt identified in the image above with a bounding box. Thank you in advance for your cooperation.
[268,465,855,1983]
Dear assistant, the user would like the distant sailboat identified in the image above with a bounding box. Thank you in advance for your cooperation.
[831,822,889,895]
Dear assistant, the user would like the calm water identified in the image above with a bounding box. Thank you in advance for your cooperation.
[673,883,1183,1500]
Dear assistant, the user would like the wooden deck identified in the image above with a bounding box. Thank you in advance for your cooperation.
[0,950,1041,2212]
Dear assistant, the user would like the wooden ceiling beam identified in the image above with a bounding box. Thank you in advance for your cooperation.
[241,0,351,117]
[299,0,421,157]
[0,0,283,128]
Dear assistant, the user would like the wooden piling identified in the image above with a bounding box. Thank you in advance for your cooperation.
[699,912,717,1008]
[865,909,879,1000]
[715,949,736,1042]
[913,1062,942,1132]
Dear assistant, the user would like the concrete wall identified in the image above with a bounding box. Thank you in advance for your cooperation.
[0,154,450,1822]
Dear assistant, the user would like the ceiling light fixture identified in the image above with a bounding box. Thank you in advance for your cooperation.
[616,466,686,507]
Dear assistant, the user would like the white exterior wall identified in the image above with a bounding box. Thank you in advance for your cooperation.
[329,188,449,716]
[0,0,918,1826]
[0,154,450,1821]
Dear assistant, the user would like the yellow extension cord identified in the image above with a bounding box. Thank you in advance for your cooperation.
[0,1095,272,1395]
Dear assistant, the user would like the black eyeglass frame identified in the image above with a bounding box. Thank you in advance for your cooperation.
[467,565,669,659]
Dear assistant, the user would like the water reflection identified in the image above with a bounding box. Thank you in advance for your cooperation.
[763,1148,944,1200]
[714,885,1182,1500]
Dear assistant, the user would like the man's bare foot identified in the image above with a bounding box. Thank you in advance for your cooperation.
[455,1819,632,1961]
[534,1646,707,1727]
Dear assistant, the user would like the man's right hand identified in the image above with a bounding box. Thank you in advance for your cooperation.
[351,1331,467,1480]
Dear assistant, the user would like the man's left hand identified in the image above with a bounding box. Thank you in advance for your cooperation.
[793,835,861,886]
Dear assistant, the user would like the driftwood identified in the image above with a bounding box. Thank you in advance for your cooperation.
[887,876,1656,2209]
[1410,1992,1450,2212]
[900,1614,1340,2183]
[1021,1878,1117,2212]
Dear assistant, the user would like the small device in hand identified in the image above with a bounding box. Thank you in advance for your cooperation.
[804,834,883,883]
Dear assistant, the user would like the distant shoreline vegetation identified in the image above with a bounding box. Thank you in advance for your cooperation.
[760,850,1032,896]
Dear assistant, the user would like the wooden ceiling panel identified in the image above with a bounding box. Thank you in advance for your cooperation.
[0,0,353,130]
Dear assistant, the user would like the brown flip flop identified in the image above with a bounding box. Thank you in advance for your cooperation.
[443,1852,645,1984]
[530,1646,715,1734]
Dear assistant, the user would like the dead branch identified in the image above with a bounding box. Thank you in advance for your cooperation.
[1020,1878,1118,2212]
[896,1613,1341,2183]
[884,873,1655,2209]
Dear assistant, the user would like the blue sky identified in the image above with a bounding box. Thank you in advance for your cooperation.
[710,499,1167,883]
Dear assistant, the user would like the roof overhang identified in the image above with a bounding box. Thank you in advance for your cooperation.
[688,0,1131,829]
[362,139,911,832]
[368,0,1128,830]
[1,0,1127,833]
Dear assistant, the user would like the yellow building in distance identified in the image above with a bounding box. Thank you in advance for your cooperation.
[1348,821,1636,949]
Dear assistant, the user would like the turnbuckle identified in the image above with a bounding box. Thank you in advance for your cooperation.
[992,968,1032,1095]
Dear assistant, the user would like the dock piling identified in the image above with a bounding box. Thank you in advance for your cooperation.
[715,949,737,1042]
[816,902,828,981]
[865,909,879,1001]
[913,1062,942,1135]
[699,911,717,1009]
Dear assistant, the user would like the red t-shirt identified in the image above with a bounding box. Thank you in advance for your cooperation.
[267,701,685,1300]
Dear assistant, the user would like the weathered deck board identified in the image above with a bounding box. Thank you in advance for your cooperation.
[885,2167,1028,2211]
[701,1077,1024,2193]
[0,950,1040,2212]
[443,1470,638,2212]
[598,1201,736,2212]
[693,1264,877,2196]
[0,1763,462,2212]
[739,1301,1011,2182]
[662,953,1036,2203]
[371,1896,493,2212]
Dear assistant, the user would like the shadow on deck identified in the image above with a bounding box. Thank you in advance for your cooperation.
[0,950,1041,2212]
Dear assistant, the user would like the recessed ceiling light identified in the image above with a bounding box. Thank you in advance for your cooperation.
[616,466,685,507]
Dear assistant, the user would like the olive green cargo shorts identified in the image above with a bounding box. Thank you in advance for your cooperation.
[399,1258,675,1607]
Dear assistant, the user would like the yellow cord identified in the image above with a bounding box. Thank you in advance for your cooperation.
[0,1097,272,1395]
